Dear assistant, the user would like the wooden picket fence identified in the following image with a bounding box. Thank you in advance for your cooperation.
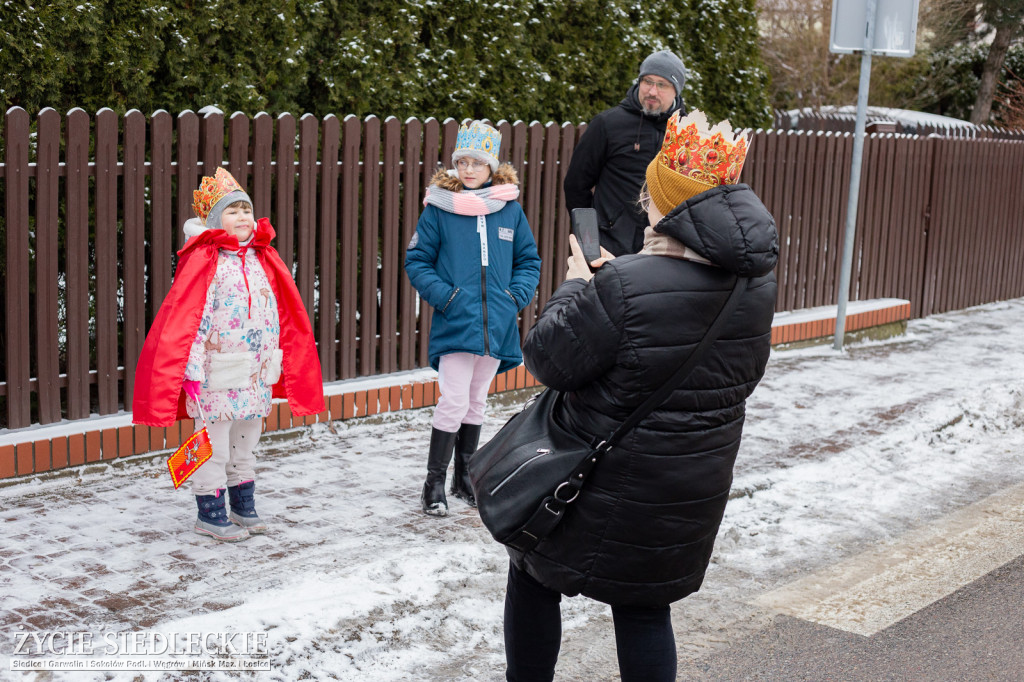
[2,107,1024,434]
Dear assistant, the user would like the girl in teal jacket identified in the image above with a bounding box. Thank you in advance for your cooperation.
[404,120,541,518]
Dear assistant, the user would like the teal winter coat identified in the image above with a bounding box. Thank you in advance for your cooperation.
[404,166,542,374]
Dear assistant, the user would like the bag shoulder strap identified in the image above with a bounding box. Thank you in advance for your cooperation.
[603,275,749,448]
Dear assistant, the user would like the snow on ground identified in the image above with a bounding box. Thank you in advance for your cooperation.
[3,298,1024,680]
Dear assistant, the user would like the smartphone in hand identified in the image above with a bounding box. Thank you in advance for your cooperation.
[570,208,601,267]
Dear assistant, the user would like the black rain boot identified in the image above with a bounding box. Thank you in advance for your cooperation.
[450,423,482,507]
[421,427,458,516]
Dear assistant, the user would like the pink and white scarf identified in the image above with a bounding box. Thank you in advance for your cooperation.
[423,182,521,216]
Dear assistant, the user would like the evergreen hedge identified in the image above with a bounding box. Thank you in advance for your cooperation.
[0,0,771,128]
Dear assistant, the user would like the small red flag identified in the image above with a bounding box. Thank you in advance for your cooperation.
[167,427,213,489]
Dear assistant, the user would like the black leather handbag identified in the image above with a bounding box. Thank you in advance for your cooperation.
[469,277,748,554]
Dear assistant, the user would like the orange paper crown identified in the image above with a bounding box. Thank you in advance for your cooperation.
[646,109,749,214]
[192,168,246,222]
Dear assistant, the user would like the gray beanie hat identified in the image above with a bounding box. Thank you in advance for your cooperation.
[206,190,253,232]
[639,50,687,96]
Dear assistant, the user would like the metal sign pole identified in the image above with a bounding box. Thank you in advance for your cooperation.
[833,0,878,351]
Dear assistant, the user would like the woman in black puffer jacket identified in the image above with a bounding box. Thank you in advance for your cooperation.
[503,111,778,682]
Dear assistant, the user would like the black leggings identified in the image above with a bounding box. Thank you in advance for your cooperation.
[504,562,677,682]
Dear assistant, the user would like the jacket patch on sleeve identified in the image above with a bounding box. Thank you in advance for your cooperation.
[498,227,514,242]
[407,232,419,250]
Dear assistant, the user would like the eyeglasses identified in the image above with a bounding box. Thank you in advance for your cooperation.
[456,159,489,171]
[640,77,674,93]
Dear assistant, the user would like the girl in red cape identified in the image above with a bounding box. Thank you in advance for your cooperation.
[133,168,324,542]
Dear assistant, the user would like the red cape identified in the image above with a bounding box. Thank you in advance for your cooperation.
[132,218,325,426]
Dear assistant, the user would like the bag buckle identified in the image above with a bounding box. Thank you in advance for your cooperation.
[553,481,580,504]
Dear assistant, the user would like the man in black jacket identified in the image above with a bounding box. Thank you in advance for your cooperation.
[563,50,687,255]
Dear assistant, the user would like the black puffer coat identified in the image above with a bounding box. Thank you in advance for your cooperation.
[515,184,778,607]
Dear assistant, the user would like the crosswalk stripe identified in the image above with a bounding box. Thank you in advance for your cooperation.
[753,481,1024,636]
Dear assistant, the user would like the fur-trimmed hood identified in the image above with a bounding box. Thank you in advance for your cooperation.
[429,163,519,192]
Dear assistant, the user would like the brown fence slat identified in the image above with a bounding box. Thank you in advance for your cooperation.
[3,107,31,427]
[123,110,147,409]
[760,131,782,309]
[805,132,829,307]
[831,133,854,307]
[974,139,997,305]
[936,138,965,313]
[906,136,931,318]
[785,131,807,309]
[864,134,890,300]
[150,111,174,321]
[988,140,1010,302]
[523,123,545,318]
[1004,143,1022,297]
[552,122,576,311]
[34,108,62,424]
[920,136,944,316]
[953,139,978,310]
[1009,143,1024,297]
[984,141,1006,303]
[441,119,459,170]
[497,120,512,165]
[379,117,402,375]
[535,123,560,324]
[971,140,996,307]
[360,116,382,376]
[858,134,882,300]
[881,134,904,301]
[297,114,319,321]
[399,117,423,371]
[251,113,274,221]
[510,121,527,180]
[985,140,1011,303]
[793,132,817,309]
[968,139,992,307]
[65,109,92,420]
[318,115,340,381]
[95,109,119,415]
[988,140,1015,301]
[200,110,224,178]
[275,114,297,271]
[176,111,200,251]
[228,112,250,188]
[886,136,914,305]
[417,119,440,368]
[778,131,800,310]
[954,137,978,310]
[856,133,884,302]
[951,139,974,310]
[339,115,361,379]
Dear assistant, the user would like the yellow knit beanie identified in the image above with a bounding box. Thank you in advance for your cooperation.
[645,110,750,216]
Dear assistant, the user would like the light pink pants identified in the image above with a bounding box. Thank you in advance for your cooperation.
[433,353,501,433]
[190,418,263,496]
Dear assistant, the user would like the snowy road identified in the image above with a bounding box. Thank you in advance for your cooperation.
[3,298,1024,680]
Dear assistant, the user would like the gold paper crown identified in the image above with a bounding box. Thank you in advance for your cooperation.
[454,120,501,159]
[646,109,749,214]
[192,168,246,222]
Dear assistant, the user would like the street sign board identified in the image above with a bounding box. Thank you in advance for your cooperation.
[830,0,919,57]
